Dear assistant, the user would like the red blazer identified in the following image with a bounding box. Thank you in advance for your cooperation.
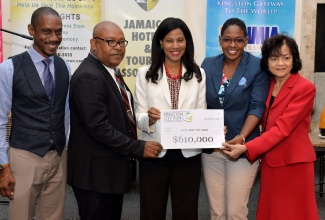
[245,73,316,167]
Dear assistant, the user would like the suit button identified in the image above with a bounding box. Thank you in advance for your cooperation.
[50,140,53,144]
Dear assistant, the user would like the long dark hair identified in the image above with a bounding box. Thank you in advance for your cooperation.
[146,17,202,83]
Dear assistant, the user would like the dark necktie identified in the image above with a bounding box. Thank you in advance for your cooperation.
[42,59,54,101]
[114,68,137,139]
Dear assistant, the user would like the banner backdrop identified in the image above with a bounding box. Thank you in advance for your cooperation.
[104,0,186,92]
[206,0,296,57]
[10,0,102,72]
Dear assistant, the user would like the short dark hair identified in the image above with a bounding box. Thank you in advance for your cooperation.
[146,17,202,83]
[260,34,302,75]
[220,18,247,37]
[31,7,60,28]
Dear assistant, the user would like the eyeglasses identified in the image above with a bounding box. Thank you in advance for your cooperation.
[94,37,128,47]
[220,37,246,45]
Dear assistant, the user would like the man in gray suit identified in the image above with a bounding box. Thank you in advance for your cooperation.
[0,7,70,219]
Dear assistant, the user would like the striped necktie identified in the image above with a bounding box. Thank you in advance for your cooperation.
[42,59,54,101]
[114,68,137,139]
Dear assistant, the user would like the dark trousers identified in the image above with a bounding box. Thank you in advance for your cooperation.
[139,150,201,220]
[72,186,124,220]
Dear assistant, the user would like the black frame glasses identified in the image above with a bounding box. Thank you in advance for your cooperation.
[94,37,128,47]
[220,37,247,45]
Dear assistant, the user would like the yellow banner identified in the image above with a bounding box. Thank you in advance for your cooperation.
[10,0,102,72]
[105,0,186,93]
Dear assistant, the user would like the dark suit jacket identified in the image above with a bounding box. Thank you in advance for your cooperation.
[246,74,316,166]
[68,54,146,194]
[202,52,269,153]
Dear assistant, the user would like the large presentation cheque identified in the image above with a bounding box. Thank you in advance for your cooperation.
[161,109,225,149]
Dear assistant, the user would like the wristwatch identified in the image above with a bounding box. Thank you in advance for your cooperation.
[0,163,9,170]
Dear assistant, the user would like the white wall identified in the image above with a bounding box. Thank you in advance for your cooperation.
[1,0,11,60]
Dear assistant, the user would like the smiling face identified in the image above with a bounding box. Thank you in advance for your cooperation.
[90,21,126,68]
[219,25,247,62]
[160,28,186,65]
[28,14,62,58]
[268,43,292,81]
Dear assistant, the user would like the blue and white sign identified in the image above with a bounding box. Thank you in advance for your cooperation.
[206,0,296,57]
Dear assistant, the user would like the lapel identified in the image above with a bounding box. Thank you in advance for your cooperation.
[265,78,275,111]
[87,54,121,98]
[270,74,297,109]
[87,54,129,120]
[223,52,248,105]
[158,65,172,107]
[211,56,223,101]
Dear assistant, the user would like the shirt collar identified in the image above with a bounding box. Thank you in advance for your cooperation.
[27,45,54,64]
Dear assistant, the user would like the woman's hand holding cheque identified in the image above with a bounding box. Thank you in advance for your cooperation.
[222,142,248,159]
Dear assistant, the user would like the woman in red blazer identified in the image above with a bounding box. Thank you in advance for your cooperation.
[223,34,319,220]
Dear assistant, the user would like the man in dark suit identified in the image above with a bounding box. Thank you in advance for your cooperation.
[68,21,162,220]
